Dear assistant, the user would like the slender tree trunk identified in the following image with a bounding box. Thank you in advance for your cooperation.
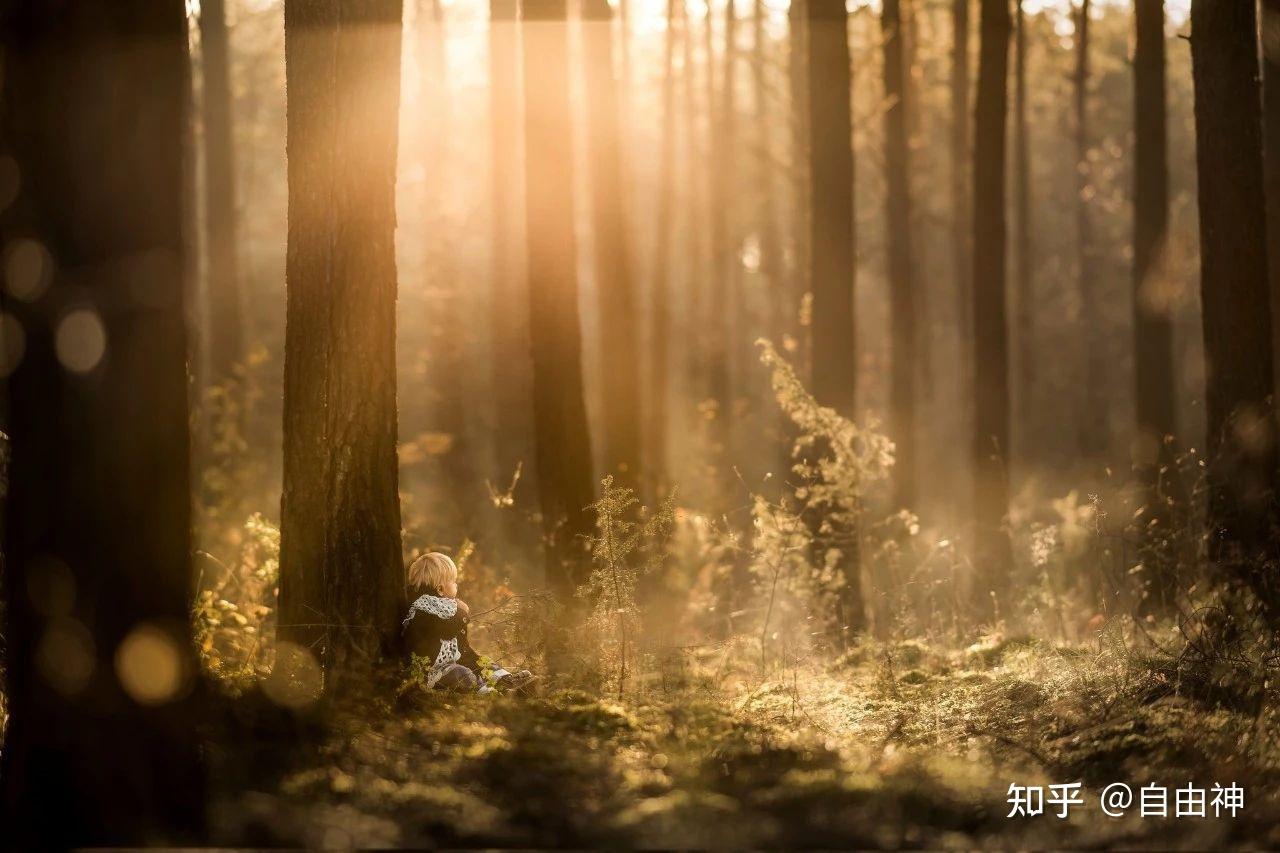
[806,0,863,635]
[790,0,811,377]
[200,0,244,387]
[971,0,1013,617]
[1074,0,1106,460]
[706,0,733,454]
[1261,0,1280,388]
[583,0,643,489]
[755,0,784,353]
[952,0,972,385]
[0,1,205,843]
[523,0,596,598]
[489,0,532,494]
[649,0,678,498]
[1013,0,1033,463]
[884,0,917,510]
[1189,0,1279,613]
[1133,0,1179,610]
[279,0,406,676]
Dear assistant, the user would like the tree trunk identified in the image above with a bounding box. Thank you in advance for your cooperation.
[1189,0,1279,611]
[1013,0,1033,464]
[806,0,863,635]
[523,0,596,598]
[279,0,406,677]
[883,0,917,510]
[583,0,643,490]
[971,0,1013,617]
[790,0,811,375]
[649,0,678,498]
[952,0,972,391]
[1074,0,1106,460]
[706,0,733,454]
[1261,0,1280,392]
[1133,0,1179,610]
[200,0,244,388]
[489,0,532,496]
[0,1,205,843]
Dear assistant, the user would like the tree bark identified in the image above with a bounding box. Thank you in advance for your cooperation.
[971,0,1013,617]
[583,0,643,490]
[883,0,917,510]
[200,0,244,388]
[1074,0,1107,460]
[790,0,811,375]
[706,0,734,453]
[1189,0,1279,611]
[279,0,406,676]
[523,0,596,598]
[1133,0,1179,610]
[806,0,863,635]
[0,1,205,843]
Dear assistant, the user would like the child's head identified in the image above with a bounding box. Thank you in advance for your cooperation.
[407,551,458,598]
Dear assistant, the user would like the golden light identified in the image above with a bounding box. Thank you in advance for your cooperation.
[36,617,96,696]
[4,238,51,303]
[115,623,192,706]
[263,640,324,709]
[55,308,107,374]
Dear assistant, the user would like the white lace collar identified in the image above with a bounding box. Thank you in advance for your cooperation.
[402,593,458,628]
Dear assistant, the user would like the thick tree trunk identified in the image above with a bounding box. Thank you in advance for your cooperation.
[583,0,643,489]
[1133,0,1179,610]
[523,0,596,598]
[0,2,205,843]
[200,0,244,387]
[883,0,917,510]
[489,0,532,495]
[971,0,1013,617]
[279,0,406,676]
[806,0,863,635]
[1074,0,1106,460]
[1189,0,1279,611]
[649,0,678,498]
[1013,0,1033,461]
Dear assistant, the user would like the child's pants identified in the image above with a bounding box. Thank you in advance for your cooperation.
[435,663,478,690]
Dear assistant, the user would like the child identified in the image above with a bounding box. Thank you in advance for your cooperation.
[401,552,531,693]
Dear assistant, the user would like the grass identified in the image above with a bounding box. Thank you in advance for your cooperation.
[205,631,1280,848]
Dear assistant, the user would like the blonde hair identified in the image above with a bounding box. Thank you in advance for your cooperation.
[407,551,457,593]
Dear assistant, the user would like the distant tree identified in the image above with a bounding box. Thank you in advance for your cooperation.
[883,0,918,510]
[0,0,204,843]
[1189,0,1279,613]
[1074,0,1107,460]
[806,0,863,635]
[1133,0,1179,609]
[789,0,811,375]
[279,0,406,675]
[705,0,734,453]
[583,0,643,490]
[649,0,678,498]
[488,0,533,496]
[200,0,244,390]
[523,0,596,598]
[1012,0,1033,452]
[971,0,1014,616]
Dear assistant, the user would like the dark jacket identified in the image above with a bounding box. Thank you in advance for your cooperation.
[401,586,480,676]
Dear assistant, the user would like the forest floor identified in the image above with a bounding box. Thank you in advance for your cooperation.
[206,631,1280,848]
